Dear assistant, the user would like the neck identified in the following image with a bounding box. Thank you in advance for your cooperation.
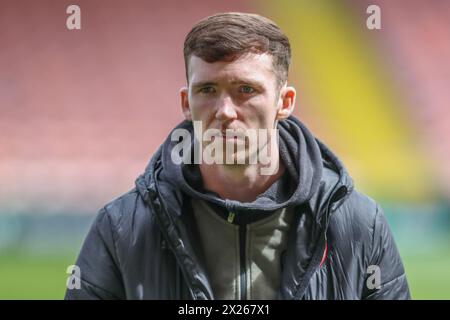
[199,156,285,203]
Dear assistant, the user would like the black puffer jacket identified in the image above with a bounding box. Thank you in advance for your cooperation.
[65,117,410,300]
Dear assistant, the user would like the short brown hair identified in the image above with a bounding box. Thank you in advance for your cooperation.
[183,12,291,88]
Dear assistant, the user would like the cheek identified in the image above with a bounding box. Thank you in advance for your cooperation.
[251,96,280,126]
[189,100,216,124]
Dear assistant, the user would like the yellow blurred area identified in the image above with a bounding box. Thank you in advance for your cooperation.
[262,0,436,202]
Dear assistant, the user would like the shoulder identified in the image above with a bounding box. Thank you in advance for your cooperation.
[102,189,141,223]
[327,189,383,255]
[95,188,157,244]
[337,189,380,225]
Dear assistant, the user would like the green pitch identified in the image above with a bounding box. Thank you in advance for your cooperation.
[0,252,449,299]
[0,254,75,299]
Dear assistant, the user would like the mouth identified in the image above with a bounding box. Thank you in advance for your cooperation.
[210,134,241,142]
[219,128,246,139]
[221,136,239,142]
[220,133,246,143]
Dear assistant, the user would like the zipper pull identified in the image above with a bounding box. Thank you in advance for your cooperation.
[227,211,235,223]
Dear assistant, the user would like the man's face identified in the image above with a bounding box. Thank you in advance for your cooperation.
[180,52,295,164]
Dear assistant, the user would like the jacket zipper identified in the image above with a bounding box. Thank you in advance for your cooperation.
[239,212,247,300]
[149,175,199,299]
[294,184,348,300]
[228,210,247,300]
[153,197,198,299]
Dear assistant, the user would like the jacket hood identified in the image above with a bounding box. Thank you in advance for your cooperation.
[136,116,354,222]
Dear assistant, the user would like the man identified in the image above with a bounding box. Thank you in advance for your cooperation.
[65,12,410,300]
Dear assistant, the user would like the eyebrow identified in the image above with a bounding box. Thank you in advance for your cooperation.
[231,79,264,87]
[191,78,265,90]
[191,81,217,90]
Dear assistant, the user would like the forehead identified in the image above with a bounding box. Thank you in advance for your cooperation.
[187,53,276,85]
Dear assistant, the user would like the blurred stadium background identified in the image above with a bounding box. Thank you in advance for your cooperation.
[1,0,449,299]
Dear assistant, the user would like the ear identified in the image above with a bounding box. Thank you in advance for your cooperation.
[276,85,296,120]
[180,87,192,121]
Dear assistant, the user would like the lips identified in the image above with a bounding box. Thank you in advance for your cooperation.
[221,134,245,142]
[219,129,246,140]
[207,130,245,142]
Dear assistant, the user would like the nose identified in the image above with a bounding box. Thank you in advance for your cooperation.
[215,94,238,122]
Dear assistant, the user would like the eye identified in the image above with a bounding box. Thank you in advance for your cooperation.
[239,85,255,94]
[199,86,216,94]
